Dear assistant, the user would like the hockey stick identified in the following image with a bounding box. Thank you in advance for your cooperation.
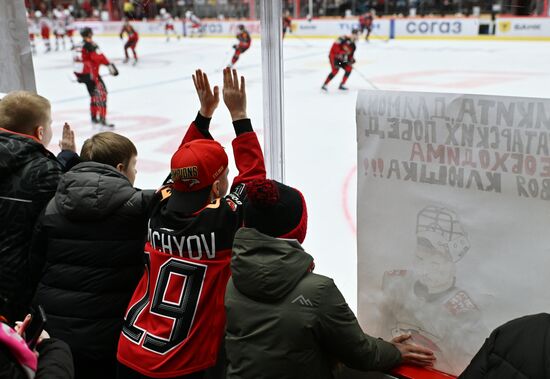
[67,72,115,83]
[353,67,379,90]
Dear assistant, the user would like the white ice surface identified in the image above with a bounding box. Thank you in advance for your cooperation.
[33,37,550,312]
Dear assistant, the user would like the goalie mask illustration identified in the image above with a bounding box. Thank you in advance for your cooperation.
[416,205,470,262]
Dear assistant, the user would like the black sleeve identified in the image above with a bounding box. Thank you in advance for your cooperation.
[29,209,49,294]
[56,150,81,172]
[194,111,213,139]
[36,338,74,379]
[232,118,253,136]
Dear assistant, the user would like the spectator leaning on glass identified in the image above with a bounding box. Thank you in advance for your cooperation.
[0,91,77,324]
[29,132,157,379]
[225,178,436,379]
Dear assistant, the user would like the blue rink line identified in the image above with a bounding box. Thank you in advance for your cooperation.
[51,50,326,105]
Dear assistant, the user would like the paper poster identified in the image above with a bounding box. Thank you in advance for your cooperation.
[356,90,550,375]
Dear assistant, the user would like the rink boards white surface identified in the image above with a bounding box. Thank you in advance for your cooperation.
[33,37,550,313]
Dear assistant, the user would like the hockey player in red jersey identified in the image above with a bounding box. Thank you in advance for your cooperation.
[282,11,292,38]
[321,29,359,91]
[73,27,118,127]
[117,67,266,379]
[359,10,374,41]
[229,25,251,68]
[120,19,139,65]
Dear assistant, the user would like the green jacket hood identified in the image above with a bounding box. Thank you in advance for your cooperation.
[231,227,314,302]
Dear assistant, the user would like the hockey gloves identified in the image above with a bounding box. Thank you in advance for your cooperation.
[108,63,119,76]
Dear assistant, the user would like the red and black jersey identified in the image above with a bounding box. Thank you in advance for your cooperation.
[359,13,374,27]
[78,41,110,80]
[236,30,251,47]
[117,115,266,377]
[329,36,356,63]
[120,24,139,41]
[283,16,292,29]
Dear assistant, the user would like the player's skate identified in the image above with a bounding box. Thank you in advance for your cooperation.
[338,84,348,91]
[123,57,129,64]
[321,85,328,91]
[99,118,114,128]
[132,58,138,66]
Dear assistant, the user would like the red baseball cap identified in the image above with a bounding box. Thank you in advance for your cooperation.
[167,139,228,213]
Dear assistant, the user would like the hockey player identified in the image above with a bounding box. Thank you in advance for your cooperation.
[321,29,359,91]
[65,9,76,49]
[282,11,292,38]
[53,6,67,51]
[229,24,251,68]
[35,10,51,53]
[27,11,38,54]
[160,8,179,42]
[380,205,489,375]
[73,27,119,127]
[359,10,374,41]
[117,68,266,378]
[185,10,203,37]
[120,19,139,65]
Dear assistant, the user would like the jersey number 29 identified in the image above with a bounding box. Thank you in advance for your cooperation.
[122,253,207,354]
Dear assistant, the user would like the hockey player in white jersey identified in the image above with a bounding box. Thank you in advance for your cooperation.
[160,8,179,42]
[185,10,203,37]
[381,205,488,375]
[65,9,76,48]
[53,6,67,51]
[35,10,51,53]
[27,11,38,54]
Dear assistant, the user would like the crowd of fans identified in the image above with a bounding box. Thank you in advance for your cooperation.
[0,68,548,379]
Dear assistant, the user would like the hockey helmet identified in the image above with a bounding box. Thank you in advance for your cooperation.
[416,205,470,262]
[80,27,93,38]
[34,10,42,18]
[64,9,70,16]
[160,8,167,14]
[351,28,360,35]
[237,24,245,31]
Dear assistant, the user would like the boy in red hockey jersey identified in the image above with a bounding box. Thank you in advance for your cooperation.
[359,10,374,41]
[229,25,251,68]
[117,67,266,379]
[321,29,359,91]
[74,27,118,127]
[120,19,139,65]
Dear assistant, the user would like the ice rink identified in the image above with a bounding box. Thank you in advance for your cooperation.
[32,36,550,311]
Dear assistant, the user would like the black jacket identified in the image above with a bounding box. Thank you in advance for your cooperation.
[0,130,64,323]
[459,313,550,379]
[30,162,155,377]
[225,228,401,379]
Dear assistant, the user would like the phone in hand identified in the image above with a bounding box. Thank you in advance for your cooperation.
[25,305,47,350]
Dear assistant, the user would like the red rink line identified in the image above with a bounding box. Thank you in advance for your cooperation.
[342,164,357,236]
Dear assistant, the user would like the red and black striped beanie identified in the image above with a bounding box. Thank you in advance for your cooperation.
[244,179,308,244]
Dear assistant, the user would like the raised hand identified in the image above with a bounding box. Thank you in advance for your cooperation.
[193,69,219,118]
[391,334,436,367]
[58,122,76,152]
[222,67,247,121]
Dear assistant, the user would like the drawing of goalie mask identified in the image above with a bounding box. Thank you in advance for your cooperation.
[416,205,470,262]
